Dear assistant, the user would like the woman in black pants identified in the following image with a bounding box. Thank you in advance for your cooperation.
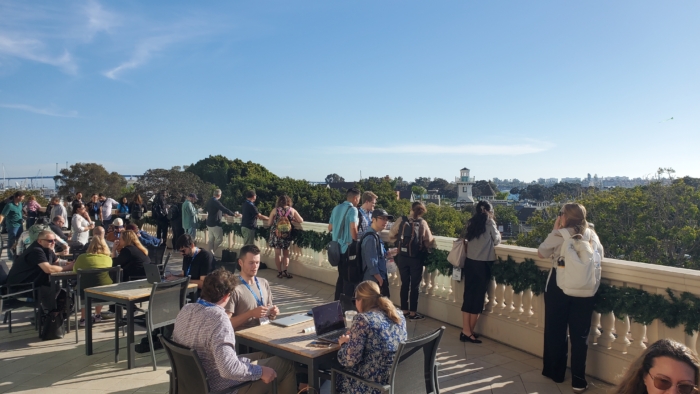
[538,203,603,393]
[389,202,436,320]
[460,200,501,344]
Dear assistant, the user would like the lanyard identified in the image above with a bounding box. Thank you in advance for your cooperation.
[239,276,264,307]
[197,299,217,307]
[185,248,200,277]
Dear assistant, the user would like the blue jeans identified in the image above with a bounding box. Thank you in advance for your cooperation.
[7,225,22,261]
[186,227,197,238]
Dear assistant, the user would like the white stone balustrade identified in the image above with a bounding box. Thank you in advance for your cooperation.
[140,215,700,384]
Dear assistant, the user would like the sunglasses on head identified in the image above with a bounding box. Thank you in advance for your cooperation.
[649,373,698,394]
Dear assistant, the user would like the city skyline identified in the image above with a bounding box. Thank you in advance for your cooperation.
[1,1,698,182]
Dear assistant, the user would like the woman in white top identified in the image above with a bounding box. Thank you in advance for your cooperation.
[460,200,501,344]
[538,203,603,392]
[71,203,95,246]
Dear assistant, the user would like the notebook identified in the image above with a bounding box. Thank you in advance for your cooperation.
[312,301,346,344]
[271,313,314,327]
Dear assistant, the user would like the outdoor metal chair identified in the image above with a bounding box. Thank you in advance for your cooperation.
[147,242,167,267]
[74,267,122,343]
[0,261,37,333]
[159,252,171,276]
[159,334,277,394]
[331,326,445,394]
[146,276,190,370]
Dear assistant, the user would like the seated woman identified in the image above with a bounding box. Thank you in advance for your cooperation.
[105,218,125,243]
[71,203,95,247]
[336,280,407,394]
[74,236,113,326]
[111,230,149,281]
[613,338,699,394]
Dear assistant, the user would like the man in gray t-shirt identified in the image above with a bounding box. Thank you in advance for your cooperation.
[226,244,279,330]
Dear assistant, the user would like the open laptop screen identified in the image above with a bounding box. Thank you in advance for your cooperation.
[312,301,345,336]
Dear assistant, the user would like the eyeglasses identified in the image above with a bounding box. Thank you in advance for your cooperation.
[41,239,56,244]
[649,373,698,394]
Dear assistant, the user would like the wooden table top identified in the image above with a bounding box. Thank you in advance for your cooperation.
[235,319,341,358]
[50,271,77,277]
[85,280,198,301]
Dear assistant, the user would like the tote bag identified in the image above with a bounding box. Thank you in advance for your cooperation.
[447,238,467,268]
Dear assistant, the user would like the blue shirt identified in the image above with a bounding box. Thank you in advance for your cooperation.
[361,227,387,281]
[329,201,358,254]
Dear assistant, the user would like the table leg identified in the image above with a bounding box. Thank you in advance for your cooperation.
[115,304,122,363]
[309,358,318,393]
[127,302,135,369]
[85,296,93,356]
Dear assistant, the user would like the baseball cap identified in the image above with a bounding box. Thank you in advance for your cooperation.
[371,209,394,221]
[188,193,198,200]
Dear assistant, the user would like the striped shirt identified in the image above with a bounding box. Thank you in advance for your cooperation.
[172,302,262,392]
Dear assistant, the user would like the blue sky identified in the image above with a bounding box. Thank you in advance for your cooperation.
[1,0,698,185]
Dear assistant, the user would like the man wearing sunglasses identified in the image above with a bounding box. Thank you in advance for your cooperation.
[6,230,74,288]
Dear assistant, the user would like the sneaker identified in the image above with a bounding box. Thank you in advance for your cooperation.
[100,311,116,320]
[93,314,102,324]
[407,313,425,320]
[79,318,86,327]
[573,383,588,393]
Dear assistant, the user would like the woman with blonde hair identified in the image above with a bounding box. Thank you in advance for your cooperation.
[74,236,113,326]
[538,203,604,392]
[111,230,149,281]
[267,194,303,279]
[613,339,699,394]
[336,280,407,394]
[388,201,436,320]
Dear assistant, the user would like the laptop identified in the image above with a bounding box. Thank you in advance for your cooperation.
[271,313,314,327]
[137,264,163,288]
[312,301,346,344]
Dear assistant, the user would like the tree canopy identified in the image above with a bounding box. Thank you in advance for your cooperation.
[135,167,215,205]
[54,163,126,198]
[325,173,345,183]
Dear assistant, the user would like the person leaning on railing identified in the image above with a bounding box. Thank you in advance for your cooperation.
[612,339,700,394]
[336,280,408,394]
[538,202,604,392]
[460,200,500,344]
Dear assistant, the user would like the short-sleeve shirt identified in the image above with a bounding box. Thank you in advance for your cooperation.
[357,207,373,239]
[6,242,56,286]
[182,248,215,280]
[1,202,24,228]
[241,200,259,229]
[329,201,359,253]
[225,277,273,329]
[100,198,118,221]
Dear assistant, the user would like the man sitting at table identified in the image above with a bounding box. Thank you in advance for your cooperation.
[173,268,296,394]
[168,234,214,299]
[6,230,74,287]
[226,244,279,330]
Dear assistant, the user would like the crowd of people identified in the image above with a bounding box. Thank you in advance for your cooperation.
[4,187,699,394]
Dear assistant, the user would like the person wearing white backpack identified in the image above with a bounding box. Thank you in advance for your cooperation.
[538,203,604,393]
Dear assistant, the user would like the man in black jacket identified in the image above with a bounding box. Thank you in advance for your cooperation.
[206,189,236,257]
[152,191,170,242]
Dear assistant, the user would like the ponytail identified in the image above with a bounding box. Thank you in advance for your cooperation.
[354,280,401,324]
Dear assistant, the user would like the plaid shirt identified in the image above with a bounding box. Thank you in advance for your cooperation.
[173,302,262,392]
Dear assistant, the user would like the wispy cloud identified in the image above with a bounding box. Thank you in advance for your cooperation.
[0,35,76,74]
[83,0,120,39]
[0,103,78,118]
[337,142,555,156]
[103,35,175,80]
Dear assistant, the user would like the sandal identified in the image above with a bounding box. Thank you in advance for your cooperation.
[277,271,284,278]
[282,270,293,279]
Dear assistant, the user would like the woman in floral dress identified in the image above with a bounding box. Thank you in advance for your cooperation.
[336,280,408,394]
[267,194,303,279]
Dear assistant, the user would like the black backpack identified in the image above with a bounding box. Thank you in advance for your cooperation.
[167,204,179,221]
[131,203,144,220]
[397,216,424,258]
[347,232,381,284]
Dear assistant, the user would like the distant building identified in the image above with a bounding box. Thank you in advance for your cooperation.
[455,168,475,207]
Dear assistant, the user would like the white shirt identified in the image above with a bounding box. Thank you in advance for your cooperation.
[100,198,118,221]
[72,215,91,245]
[51,204,68,227]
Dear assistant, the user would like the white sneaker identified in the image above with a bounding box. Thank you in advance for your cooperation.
[101,311,116,320]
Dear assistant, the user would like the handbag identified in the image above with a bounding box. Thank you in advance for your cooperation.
[447,238,468,268]
[327,205,353,267]
[40,311,66,340]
